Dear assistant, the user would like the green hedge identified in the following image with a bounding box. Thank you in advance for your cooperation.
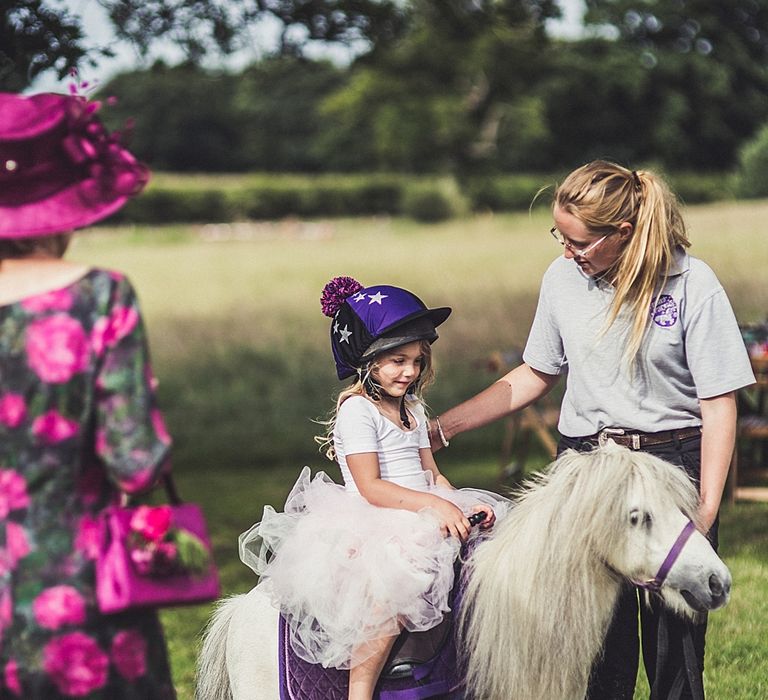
[111,174,416,224]
[735,123,768,199]
[107,171,736,224]
[463,174,556,212]
[665,172,735,204]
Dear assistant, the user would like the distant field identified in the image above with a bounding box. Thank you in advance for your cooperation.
[73,200,768,407]
[77,199,768,348]
[68,202,768,698]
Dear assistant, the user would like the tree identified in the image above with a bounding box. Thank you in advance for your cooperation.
[583,0,768,169]
[537,39,655,169]
[319,0,561,173]
[0,0,407,90]
[0,0,103,91]
[234,57,347,171]
[100,57,347,171]
[102,62,245,171]
[101,0,407,61]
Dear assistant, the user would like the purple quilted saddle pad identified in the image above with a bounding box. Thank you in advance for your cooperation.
[278,554,473,700]
[278,614,461,700]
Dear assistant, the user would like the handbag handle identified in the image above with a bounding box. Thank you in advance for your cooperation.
[162,474,183,505]
[118,473,183,507]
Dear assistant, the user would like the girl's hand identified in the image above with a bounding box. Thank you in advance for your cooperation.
[431,498,471,541]
[470,504,496,529]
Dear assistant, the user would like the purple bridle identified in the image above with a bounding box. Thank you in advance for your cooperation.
[630,520,698,593]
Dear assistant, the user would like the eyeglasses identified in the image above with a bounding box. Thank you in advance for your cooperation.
[549,227,611,258]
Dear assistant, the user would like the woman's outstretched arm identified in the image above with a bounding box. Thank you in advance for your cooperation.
[431,363,560,449]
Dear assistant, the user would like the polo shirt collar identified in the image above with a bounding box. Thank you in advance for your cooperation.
[668,246,690,277]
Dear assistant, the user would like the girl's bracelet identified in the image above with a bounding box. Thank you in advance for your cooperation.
[435,416,450,448]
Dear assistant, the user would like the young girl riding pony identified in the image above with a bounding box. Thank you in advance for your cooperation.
[238,276,508,700]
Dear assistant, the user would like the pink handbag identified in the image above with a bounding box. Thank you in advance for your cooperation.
[95,476,221,613]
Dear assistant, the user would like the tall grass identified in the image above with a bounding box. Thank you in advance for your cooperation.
[67,201,768,698]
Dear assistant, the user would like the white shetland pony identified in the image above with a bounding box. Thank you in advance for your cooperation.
[197,443,731,700]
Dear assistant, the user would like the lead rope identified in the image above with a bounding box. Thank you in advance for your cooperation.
[682,623,705,700]
[650,608,704,700]
[650,607,670,700]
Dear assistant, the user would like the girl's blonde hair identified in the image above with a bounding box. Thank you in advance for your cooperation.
[315,339,436,460]
[554,160,690,366]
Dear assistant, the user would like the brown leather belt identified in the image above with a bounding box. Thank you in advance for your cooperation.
[583,426,702,450]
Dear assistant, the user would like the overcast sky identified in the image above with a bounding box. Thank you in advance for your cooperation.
[31,0,587,92]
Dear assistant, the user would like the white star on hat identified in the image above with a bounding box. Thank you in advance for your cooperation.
[339,325,352,343]
[353,292,367,302]
[333,321,339,334]
[368,291,388,305]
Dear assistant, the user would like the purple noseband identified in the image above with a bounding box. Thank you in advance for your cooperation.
[632,520,697,593]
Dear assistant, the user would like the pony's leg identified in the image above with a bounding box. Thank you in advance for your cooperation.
[348,634,399,700]
[226,587,280,700]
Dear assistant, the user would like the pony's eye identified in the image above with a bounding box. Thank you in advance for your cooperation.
[629,509,652,527]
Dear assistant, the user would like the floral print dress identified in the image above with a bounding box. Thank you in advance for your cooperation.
[0,268,176,699]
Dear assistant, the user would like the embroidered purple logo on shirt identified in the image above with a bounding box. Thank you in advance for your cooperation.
[650,294,678,327]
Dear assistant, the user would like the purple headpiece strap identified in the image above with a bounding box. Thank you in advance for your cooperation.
[632,520,697,594]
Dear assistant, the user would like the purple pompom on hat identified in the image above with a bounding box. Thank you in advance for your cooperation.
[321,277,451,380]
[0,92,149,239]
[321,276,364,317]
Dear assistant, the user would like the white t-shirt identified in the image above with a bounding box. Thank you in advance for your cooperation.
[333,395,431,494]
[523,248,755,436]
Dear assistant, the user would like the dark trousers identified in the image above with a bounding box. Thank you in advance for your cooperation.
[558,434,718,700]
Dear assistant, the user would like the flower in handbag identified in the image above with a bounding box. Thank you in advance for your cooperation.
[126,505,211,577]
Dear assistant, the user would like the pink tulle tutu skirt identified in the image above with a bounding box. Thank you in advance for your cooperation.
[239,467,509,669]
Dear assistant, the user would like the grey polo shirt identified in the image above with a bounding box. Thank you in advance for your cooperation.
[523,249,756,437]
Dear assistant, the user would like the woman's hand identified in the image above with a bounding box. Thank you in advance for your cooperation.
[470,504,496,529]
[698,502,719,534]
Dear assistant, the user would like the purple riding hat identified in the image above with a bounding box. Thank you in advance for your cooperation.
[320,276,451,380]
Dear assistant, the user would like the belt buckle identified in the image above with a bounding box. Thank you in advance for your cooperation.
[598,428,625,447]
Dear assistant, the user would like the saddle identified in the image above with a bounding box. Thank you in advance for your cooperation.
[278,564,466,700]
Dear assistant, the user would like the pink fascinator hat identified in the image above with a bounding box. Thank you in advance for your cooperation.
[0,92,149,238]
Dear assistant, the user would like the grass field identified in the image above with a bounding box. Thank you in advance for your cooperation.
[68,201,768,698]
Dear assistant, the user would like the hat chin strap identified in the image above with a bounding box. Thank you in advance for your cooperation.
[398,397,411,429]
[360,368,381,402]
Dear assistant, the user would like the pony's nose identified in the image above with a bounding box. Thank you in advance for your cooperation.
[709,573,731,602]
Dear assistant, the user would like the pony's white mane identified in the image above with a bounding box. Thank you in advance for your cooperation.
[459,443,700,700]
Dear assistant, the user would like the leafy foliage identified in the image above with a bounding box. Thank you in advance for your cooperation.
[316,1,560,173]
[1,0,405,90]
[0,0,102,90]
[235,57,347,172]
[103,63,245,171]
[6,1,768,173]
[100,0,407,60]
[583,0,768,169]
